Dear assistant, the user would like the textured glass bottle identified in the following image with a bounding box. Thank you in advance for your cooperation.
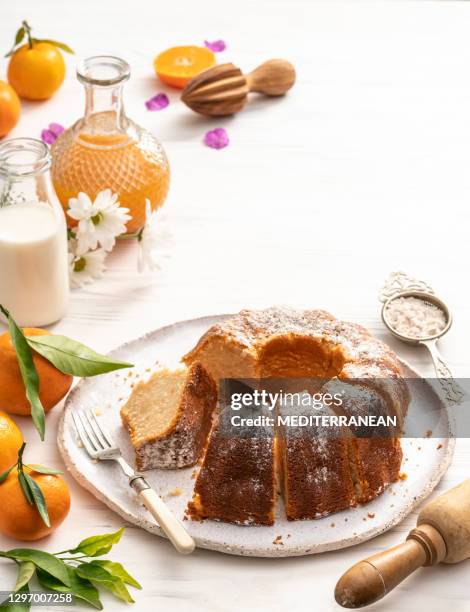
[0,138,69,326]
[51,56,170,235]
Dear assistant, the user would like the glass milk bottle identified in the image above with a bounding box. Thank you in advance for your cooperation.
[0,138,69,326]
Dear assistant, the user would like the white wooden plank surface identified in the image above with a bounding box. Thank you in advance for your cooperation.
[1,1,469,610]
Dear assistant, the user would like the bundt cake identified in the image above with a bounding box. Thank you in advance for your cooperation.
[184,307,409,525]
[120,363,216,470]
[121,307,409,525]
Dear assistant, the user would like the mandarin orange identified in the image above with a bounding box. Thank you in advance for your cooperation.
[0,80,21,137]
[0,411,23,473]
[154,46,215,89]
[8,42,65,100]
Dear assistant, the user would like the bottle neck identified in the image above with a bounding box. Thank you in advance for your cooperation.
[79,83,129,140]
[0,139,57,209]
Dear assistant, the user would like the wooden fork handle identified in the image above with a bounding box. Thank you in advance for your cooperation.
[131,478,195,555]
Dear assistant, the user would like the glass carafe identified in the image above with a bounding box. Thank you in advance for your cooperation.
[51,56,170,235]
[0,138,69,326]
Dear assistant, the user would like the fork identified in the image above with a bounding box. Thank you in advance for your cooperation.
[71,409,195,555]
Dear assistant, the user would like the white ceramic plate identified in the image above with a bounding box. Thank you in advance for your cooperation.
[58,315,455,558]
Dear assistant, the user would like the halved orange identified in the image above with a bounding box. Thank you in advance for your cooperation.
[154,46,216,89]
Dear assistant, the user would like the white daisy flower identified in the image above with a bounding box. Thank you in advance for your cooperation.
[68,240,107,288]
[137,199,172,272]
[68,190,131,255]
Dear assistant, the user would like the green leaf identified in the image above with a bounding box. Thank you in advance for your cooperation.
[90,560,141,589]
[32,38,74,54]
[15,26,26,45]
[27,465,63,476]
[26,335,133,377]
[13,562,35,592]
[18,472,33,506]
[0,463,16,484]
[37,567,103,610]
[0,584,30,611]
[4,26,25,58]
[5,550,70,587]
[67,528,124,557]
[0,306,45,440]
[76,563,134,604]
[23,473,50,528]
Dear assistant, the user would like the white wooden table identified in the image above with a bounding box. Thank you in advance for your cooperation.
[1,1,470,610]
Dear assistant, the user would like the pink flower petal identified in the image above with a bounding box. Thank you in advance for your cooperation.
[204,128,229,149]
[41,130,56,145]
[48,123,65,137]
[204,40,226,53]
[145,93,170,111]
[40,123,65,145]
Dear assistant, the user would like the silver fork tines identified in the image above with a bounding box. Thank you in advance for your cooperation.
[72,410,119,460]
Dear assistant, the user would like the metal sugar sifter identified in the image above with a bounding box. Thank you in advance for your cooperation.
[379,272,463,404]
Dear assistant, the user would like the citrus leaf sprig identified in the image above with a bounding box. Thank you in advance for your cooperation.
[0,529,141,611]
[0,305,133,440]
[0,443,62,527]
[5,20,74,58]
[0,306,44,439]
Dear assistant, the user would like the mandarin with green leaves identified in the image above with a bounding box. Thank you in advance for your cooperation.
[0,328,73,416]
[0,467,70,541]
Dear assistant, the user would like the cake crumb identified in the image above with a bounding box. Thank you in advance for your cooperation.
[168,487,183,497]
[94,408,102,416]
[127,371,134,378]
[399,472,408,481]
[287,534,291,538]
[330,523,335,528]
[425,429,432,438]
[367,512,375,519]
[437,443,443,450]
[273,535,283,545]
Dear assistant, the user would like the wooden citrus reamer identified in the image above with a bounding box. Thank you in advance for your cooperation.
[335,479,470,608]
[181,59,296,116]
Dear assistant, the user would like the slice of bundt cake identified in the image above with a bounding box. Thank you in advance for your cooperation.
[187,400,277,526]
[121,363,216,470]
[322,380,403,503]
[277,397,356,521]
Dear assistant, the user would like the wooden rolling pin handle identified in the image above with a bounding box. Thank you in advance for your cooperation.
[246,59,296,96]
[334,524,446,608]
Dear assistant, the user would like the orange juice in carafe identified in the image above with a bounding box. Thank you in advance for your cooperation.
[51,56,170,235]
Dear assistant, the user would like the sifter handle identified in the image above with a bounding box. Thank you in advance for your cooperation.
[334,524,446,608]
[420,338,464,405]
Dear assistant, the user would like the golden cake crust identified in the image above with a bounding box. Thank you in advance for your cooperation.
[184,307,409,525]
